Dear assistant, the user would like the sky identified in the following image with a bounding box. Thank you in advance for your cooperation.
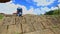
[0,0,60,15]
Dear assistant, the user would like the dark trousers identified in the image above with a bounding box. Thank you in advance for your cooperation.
[17,13,22,17]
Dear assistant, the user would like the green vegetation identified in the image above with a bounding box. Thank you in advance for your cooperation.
[44,9,60,15]
[0,14,3,19]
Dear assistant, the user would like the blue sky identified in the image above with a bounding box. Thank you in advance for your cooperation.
[0,0,60,15]
[13,0,59,9]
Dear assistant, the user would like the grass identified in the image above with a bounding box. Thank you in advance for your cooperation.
[0,14,4,19]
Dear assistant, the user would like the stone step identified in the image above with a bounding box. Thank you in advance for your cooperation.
[50,27,60,34]
[0,25,7,34]
[2,17,15,25]
[24,29,54,34]
[7,24,22,34]
[22,23,35,33]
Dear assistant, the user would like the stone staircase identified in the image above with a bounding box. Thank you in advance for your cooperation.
[0,15,60,34]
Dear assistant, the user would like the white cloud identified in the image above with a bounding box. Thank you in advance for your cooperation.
[0,3,18,14]
[34,8,41,15]
[32,7,51,15]
[0,2,58,15]
[33,0,55,6]
[58,0,60,2]
[50,7,58,10]
[0,1,35,15]
[34,6,58,14]
[58,4,60,8]
[16,4,36,15]
[40,7,51,14]
[41,7,50,11]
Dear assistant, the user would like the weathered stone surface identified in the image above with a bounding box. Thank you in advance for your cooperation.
[33,22,44,31]
[22,23,35,33]
[24,29,54,34]
[2,17,15,25]
[50,28,60,34]
[0,25,7,34]
[7,24,22,34]
[0,15,60,34]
